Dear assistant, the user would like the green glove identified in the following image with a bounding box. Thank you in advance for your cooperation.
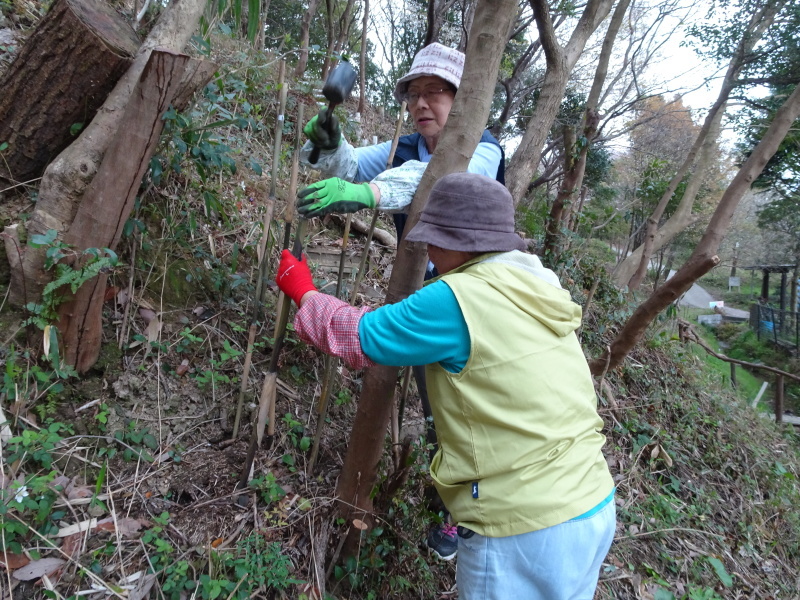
[297,178,376,218]
[303,109,341,150]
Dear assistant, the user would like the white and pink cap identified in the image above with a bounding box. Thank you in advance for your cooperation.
[393,43,465,104]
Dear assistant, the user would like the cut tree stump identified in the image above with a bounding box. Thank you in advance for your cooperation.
[0,0,140,185]
[55,50,216,372]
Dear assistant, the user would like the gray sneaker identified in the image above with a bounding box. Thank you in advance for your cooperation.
[426,523,458,560]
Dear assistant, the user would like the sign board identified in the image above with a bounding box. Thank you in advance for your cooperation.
[728,277,741,288]
[709,301,725,309]
[698,314,723,326]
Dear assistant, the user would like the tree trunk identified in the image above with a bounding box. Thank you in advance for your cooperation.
[619,105,724,288]
[620,0,786,290]
[590,82,800,375]
[357,0,368,115]
[550,0,630,253]
[0,0,140,186]
[504,0,614,205]
[543,124,576,256]
[335,0,518,554]
[56,51,215,372]
[544,107,600,257]
[5,0,208,307]
[293,0,321,77]
[425,0,457,46]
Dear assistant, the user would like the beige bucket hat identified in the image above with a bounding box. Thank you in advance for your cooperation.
[393,43,465,104]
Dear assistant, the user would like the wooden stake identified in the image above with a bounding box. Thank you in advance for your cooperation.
[775,375,784,423]
[231,61,287,438]
[349,102,407,305]
[232,197,275,438]
[306,104,407,474]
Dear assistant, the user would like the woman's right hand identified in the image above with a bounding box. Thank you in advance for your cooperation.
[276,250,318,306]
[304,109,341,150]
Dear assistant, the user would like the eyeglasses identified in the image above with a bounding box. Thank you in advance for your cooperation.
[401,87,454,106]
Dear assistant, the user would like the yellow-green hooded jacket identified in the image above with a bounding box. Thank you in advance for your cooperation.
[427,251,614,537]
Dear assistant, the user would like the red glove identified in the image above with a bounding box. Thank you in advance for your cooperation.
[276,249,317,306]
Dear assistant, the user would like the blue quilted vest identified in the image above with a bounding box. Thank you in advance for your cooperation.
[390,130,505,243]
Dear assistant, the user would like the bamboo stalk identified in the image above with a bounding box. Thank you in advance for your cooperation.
[307,215,352,472]
[349,102,406,304]
[230,61,287,439]
[236,67,297,490]
[232,198,276,438]
[307,105,407,474]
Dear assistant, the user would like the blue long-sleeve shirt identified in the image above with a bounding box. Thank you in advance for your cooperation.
[358,280,470,373]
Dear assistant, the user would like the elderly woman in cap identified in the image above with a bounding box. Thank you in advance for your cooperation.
[275,173,617,600]
[297,43,504,239]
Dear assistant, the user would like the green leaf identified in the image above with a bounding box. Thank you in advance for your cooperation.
[47,326,60,363]
[707,556,733,587]
[654,588,676,600]
[29,229,58,247]
[0,142,8,151]
[70,122,83,136]
[248,156,262,175]
[247,0,260,41]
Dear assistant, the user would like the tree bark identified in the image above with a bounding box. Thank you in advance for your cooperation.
[293,0,321,78]
[335,0,518,553]
[0,0,140,185]
[590,81,800,375]
[6,0,208,307]
[544,107,600,256]
[504,0,614,205]
[357,0,368,115]
[56,51,215,372]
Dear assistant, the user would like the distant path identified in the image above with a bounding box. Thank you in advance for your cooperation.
[668,270,717,308]
[667,270,750,320]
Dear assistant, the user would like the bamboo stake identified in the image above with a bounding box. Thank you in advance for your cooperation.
[307,215,352,472]
[231,60,287,438]
[236,72,299,491]
[307,105,407,474]
[349,102,407,305]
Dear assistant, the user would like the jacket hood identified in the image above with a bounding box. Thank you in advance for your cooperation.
[463,251,582,337]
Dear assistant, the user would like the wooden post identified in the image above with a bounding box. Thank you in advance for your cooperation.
[775,375,784,423]
[730,363,737,389]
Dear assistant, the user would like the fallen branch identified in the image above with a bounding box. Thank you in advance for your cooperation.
[347,216,396,248]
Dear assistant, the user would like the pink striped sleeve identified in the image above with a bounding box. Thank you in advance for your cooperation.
[294,293,377,370]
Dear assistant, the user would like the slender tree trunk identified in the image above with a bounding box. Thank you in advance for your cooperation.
[358,0,369,115]
[335,0,518,554]
[321,0,334,80]
[5,0,208,307]
[590,81,800,375]
[333,0,357,58]
[504,0,614,205]
[0,0,140,186]
[621,0,786,289]
[544,109,600,256]
[293,0,321,78]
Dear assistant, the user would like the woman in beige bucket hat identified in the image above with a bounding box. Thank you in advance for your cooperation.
[295,42,505,240]
[275,173,616,600]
